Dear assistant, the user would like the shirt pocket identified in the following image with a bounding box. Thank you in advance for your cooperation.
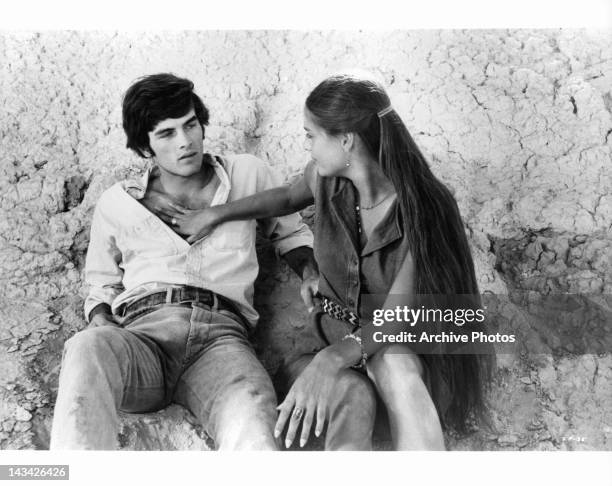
[208,220,252,251]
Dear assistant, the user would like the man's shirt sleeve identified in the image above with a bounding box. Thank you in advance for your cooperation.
[83,196,125,321]
[254,160,313,256]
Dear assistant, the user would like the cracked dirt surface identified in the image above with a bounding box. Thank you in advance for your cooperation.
[1,30,610,450]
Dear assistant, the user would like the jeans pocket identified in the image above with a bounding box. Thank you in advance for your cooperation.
[217,309,250,337]
[120,306,159,327]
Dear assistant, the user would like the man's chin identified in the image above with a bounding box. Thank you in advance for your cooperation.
[177,157,204,171]
[164,166,203,178]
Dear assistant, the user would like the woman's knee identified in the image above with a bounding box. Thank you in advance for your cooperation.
[332,370,377,412]
[366,345,424,391]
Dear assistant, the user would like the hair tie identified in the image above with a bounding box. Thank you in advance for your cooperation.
[377,105,393,118]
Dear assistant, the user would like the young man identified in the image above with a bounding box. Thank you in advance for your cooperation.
[49,73,319,450]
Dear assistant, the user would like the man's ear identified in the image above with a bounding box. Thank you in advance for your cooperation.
[340,132,355,153]
[142,146,155,159]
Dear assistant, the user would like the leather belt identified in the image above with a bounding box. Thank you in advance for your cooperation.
[320,296,360,327]
[119,286,248,328]
[313,294,361,345]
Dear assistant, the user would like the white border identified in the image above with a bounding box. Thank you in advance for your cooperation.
[1,451,612,486]
[1,0,612,29]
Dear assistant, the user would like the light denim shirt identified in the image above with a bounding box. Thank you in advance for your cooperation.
[84,153,313,327]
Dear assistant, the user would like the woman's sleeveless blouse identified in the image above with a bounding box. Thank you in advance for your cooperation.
[313,176,410,315]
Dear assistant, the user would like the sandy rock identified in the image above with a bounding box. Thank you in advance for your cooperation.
[15,407,32,422]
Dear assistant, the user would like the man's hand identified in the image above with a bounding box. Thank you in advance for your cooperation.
[300,267,320,313]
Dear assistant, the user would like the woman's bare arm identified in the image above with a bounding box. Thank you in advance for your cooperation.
[168,161,316,243]
[216,173,313,222]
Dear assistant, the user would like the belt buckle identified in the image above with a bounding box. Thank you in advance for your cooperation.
[163,286,217,309]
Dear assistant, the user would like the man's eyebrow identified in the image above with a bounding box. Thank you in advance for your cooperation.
[152,115,198,136]
[152,126,174,136]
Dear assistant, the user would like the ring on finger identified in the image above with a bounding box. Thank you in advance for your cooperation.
[171,217,177,226]
[292,407,304,420]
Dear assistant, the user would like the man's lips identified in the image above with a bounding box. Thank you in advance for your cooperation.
[179,152,197,160]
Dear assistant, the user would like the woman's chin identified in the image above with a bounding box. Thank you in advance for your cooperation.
[316,166,339,178]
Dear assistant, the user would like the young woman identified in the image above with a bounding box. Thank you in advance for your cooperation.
[154,74,494,450]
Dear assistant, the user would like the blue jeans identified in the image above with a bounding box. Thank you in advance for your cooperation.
[50,302,278,450]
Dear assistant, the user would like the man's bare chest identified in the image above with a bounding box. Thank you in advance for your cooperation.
[148,175,220,210]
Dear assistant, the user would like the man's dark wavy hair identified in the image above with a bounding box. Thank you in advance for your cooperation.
[122,73,209,158]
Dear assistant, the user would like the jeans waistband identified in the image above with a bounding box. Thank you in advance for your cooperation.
[119,286,249,328]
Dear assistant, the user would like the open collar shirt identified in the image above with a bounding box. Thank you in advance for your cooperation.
[84,153,313,327]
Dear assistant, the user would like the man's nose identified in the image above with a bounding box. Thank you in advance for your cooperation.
[177,129,191,149]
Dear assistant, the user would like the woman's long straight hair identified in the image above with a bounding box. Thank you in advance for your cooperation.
[306,74,495,433]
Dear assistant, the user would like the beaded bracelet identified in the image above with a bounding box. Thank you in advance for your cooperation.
[342,333,368,370]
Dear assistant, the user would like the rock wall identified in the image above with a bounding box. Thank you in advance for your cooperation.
[0,30,610,450]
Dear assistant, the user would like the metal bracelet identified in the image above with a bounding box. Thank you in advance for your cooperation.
[342,333,368,370]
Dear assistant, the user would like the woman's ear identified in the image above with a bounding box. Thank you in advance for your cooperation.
[340,132,355,153]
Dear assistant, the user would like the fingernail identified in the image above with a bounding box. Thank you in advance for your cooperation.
[315,429,321,437]
[307,307,314,313]
[285,439,292,448]
[300,439,306,447]
[274,429,280,438]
